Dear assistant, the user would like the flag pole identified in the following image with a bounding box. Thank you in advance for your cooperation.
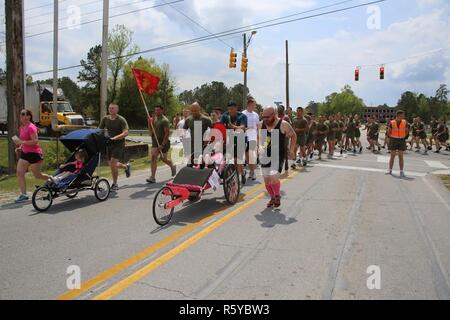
[138,89,163,156]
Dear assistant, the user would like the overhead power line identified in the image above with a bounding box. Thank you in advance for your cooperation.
[0,0,184,43]
[28,0,387,76]
[26,0,157,29]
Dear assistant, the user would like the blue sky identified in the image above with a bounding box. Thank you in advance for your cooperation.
[1,0,449,107]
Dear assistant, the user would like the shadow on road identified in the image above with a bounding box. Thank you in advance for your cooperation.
[254,208,297,228]
[28,195,105,216]
[150,197,227,234]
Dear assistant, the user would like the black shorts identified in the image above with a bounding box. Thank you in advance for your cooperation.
[20,152,43,164]
[106,141,125,160]
[261,160,284,174]
[388,138,407,151]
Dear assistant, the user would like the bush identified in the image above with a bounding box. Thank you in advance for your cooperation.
[42,141,71,171]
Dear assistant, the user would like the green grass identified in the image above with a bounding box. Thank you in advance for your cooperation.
[440,175,450,190]
[0,136,177,194]
[0,156,153,194]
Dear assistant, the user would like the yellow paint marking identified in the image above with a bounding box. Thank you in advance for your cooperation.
[93,172,298,300]
[57,183,264,300]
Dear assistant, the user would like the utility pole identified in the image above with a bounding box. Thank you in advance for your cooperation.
[285,40,290,110]
[100,0,109,120]
[53,0,59,162]
[242,33,247,109]
[52,0,58,131]
[5,0,25,174]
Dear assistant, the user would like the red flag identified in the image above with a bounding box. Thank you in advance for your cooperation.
[131,68,160,95]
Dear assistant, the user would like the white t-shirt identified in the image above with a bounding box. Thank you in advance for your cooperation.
[176,118,190,139]
[243,110,259,141]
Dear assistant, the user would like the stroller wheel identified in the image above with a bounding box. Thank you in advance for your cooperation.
[66,191,78,199]
[94,178,110,201]
[153,187,175,226]
[223,164,240,205]
[32,186,53,212]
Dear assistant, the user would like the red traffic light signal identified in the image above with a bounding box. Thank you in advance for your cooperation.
[380,66,385,80]
[355,68,360,81]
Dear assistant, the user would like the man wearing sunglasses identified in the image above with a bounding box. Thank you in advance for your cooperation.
[259,106,297,208]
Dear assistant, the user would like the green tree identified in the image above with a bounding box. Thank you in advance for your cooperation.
[39,77,82,112]
[108,24,139,104]
[78,45,102,119]
[306,101,320,115]
[116,57,181,128]
[396,91,418,122]
[320,85,365,116]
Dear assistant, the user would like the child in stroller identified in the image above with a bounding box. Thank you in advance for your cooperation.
[49,149,88,185]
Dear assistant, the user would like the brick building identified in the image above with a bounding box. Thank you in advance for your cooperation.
[364,105,397,122]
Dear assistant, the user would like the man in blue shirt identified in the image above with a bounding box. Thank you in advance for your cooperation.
[221,101,248,184]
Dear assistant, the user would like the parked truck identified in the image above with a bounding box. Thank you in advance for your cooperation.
[0,83,92,136]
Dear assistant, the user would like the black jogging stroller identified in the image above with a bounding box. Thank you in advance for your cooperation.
[32,129,111,212]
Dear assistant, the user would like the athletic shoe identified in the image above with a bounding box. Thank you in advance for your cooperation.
[423,150,428,155]
[146,177,156,184]
[309,153,314,160]
[273,196,281,208]
[267,198,275,208]
[327,154,333,159]
[250,171,256,181]
[400,171,406,178]
[125,163,131,178]
[291,163,297,170]
[171,165,177,177]
[296,158,302,164]
[353,149,357,154]
[386,170,392,175]
[15,194,29,203]
[435,150,440,154]
[111,184,119,191]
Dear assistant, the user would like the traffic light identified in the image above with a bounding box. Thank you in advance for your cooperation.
[229,49,237,68]
[355,68,360,81]
[380,66,385,80]
[241,54,248,73]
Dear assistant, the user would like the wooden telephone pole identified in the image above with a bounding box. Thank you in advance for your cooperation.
[5,0,25,174]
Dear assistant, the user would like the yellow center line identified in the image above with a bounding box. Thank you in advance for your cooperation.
[57,183,264,300]
[93,172,299,300]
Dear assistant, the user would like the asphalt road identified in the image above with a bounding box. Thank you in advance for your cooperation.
[1,133,450,300]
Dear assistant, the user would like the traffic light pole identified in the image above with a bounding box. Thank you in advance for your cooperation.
[243,33,247,109]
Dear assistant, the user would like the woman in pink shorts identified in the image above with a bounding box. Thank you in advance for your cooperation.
[14,109,51,203]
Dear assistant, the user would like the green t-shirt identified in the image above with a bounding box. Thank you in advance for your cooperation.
[151,116,170,145]
[326,121,338,137]
[368,122,379,136]
[99,115,129,142]
[431,120,438,131]
[316,123,328,137]
[183,115,212,146]
[293,117,309,137]
[347,121,356,133]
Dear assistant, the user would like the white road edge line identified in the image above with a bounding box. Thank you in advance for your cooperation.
[313,163,427,177]
[422,176,450,212]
